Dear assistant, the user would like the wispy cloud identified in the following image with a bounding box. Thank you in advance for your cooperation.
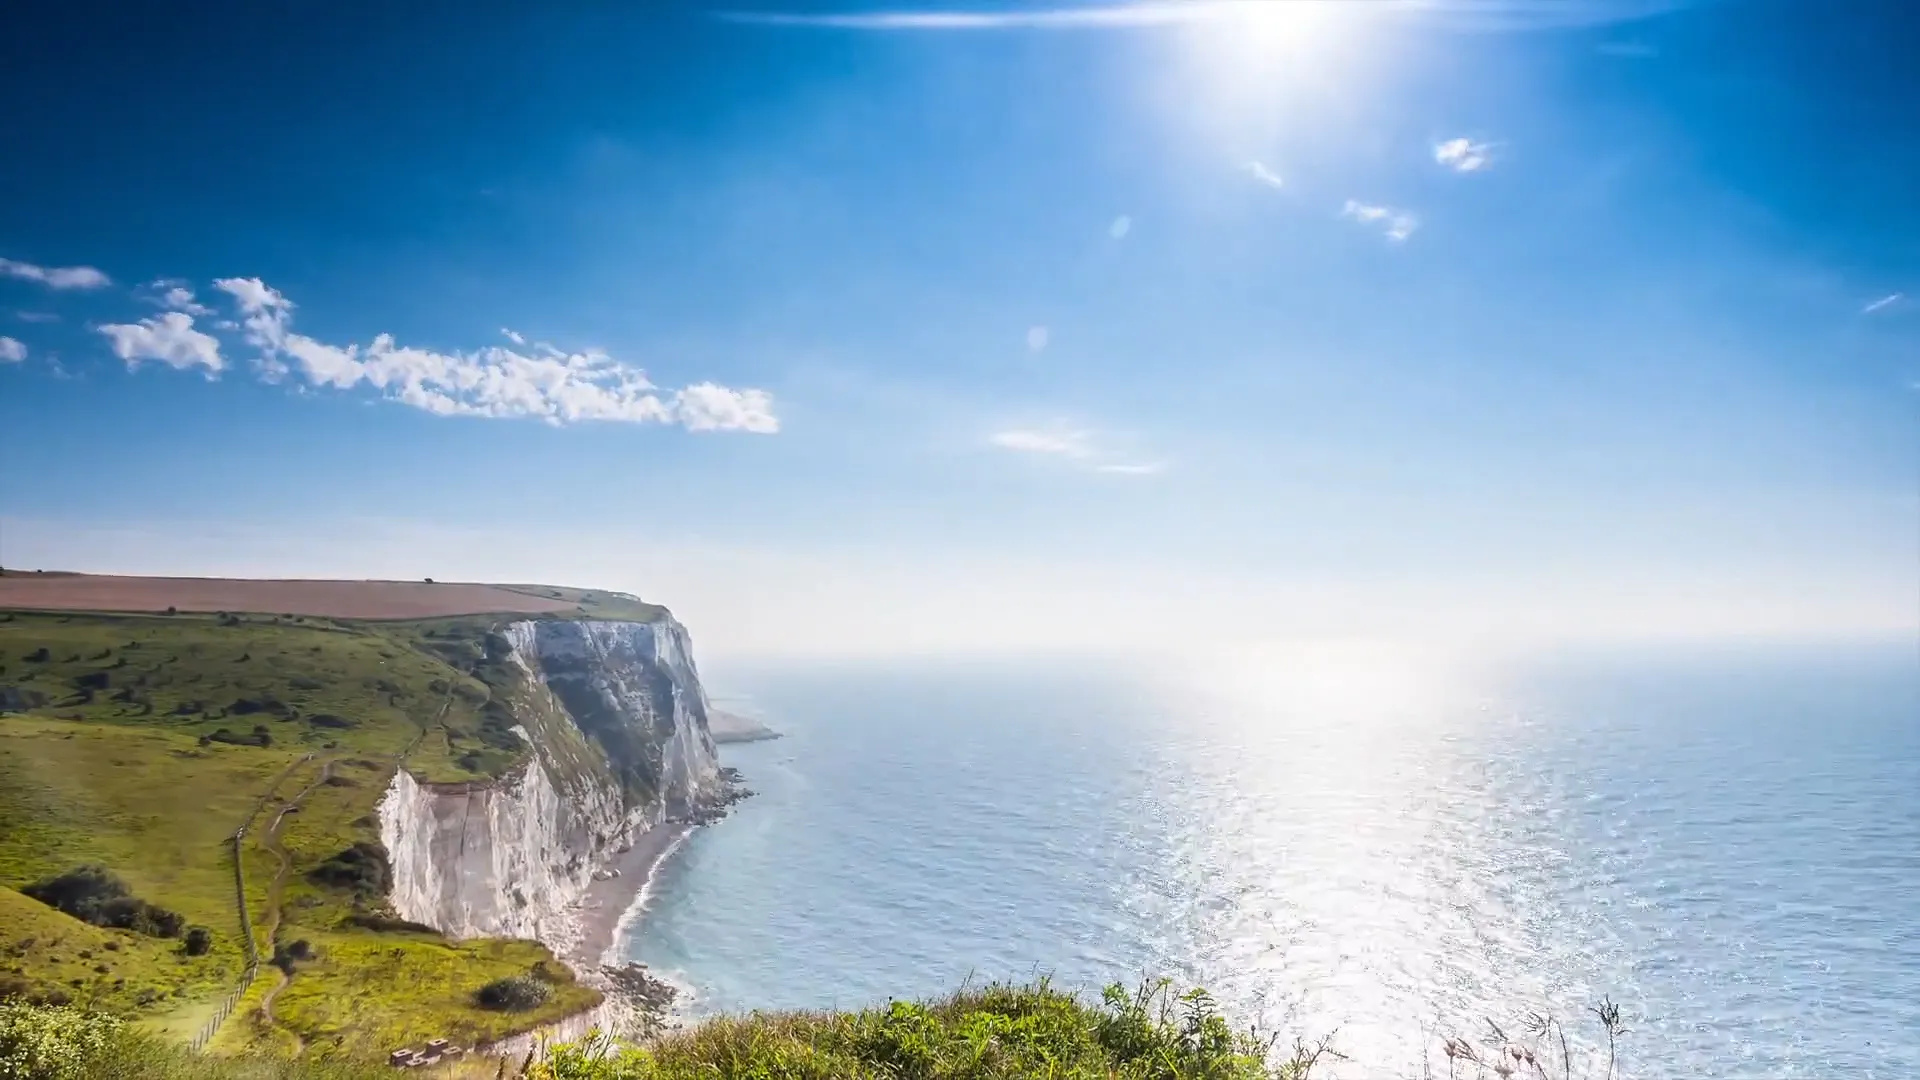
[143,279,214,316]
[1026,325,1050,353]
[501,327,527,345]
[206,277,777,430]
[719,2,1225,30]
[97,312,224,373]
[13,311,58,324]
[1341,200,1419,242]
[719,1,1702,33]
[990,427,1094,458]
[1109,214,1133,240]
[1862,292,1903,314]
[1434,137,1494,172]
[1244,160,1286,189]
[0,257,111,290]
[0,336,25,363]
[988,424,1165,476]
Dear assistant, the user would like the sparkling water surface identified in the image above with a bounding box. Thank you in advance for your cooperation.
[623,644,1919,1078]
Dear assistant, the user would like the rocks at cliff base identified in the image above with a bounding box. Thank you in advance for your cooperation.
[677,767,754,826]
[602,963,678,1037]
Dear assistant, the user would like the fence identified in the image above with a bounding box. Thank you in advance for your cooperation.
[186,753,314,1053]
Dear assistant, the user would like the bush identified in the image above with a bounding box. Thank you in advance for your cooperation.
[524,981,1317,1080]
[200,727,271,749]
[306,844,391,898]
[0,1002,123,1079]
[182,927,213,957]
[21,867,184,939]
[476,975,552,1012]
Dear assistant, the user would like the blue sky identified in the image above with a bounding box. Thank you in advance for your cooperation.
[2,1,1916,656]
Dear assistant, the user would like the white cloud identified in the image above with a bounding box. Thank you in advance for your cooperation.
[0,336,25,363]
[1109,215,1132,240]
[144,279,214,316]
[990,427,1094,458]
[1244,160,1285,189]
[14,311,58,324]
[502,327,527,345]
[988,424,1165,476]
[674,383,780,433]
[719,3,1228,29]
[1862,293,1902,314]
[204,278,777,431]
[1434,137,1494,172]
[97,312,224,373]
[1026,325,1050,353]
[719,2,1699,35]
[1341,199,1419,242]
[0,257,110,290]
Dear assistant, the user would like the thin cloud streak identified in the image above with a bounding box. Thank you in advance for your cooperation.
[0,257,111,290]
[719,2,1234,30]
[719,0,1704,33]
[1862,293,1902,314]
[1434,137,1494,172]
[1342,200,1419,242]
[989,426,1166,476]
[1244,161,1286,189]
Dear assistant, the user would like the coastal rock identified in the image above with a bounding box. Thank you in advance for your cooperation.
[378,616,722,942]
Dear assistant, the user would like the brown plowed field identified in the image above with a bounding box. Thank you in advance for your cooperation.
[0,573,577,620]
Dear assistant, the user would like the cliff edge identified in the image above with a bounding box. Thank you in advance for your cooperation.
[379,615,723,944]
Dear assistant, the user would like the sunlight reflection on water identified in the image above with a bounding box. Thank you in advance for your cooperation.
[628,645,1919,1079]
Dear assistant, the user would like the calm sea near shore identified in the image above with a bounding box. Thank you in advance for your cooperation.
[618,642,1919,1078]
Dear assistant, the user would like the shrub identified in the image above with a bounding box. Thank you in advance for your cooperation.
[182,927,213,957]
[201,727,271,748]
[476,975,551,1012]
[0,1002,123,1078]
[307,843,391,898]
[22,649,48,663]
[270,939,314,975]
[20,867,185,939]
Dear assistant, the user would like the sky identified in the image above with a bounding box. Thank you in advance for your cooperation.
[1,0,1916,658]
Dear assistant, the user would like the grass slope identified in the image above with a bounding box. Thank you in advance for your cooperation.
[0,981,1350,1080]
[0,609,613,1061]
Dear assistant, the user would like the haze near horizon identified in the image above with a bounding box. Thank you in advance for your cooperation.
[2,1,1916,659]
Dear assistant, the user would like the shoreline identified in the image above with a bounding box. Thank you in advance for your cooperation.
[566,819,697,975]
[481,820,698,1059]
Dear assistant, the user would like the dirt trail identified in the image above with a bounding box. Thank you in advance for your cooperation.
[254,672,463,1053]
[254,757,337,1054]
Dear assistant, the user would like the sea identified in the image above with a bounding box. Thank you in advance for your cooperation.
[618,641,1919,1079]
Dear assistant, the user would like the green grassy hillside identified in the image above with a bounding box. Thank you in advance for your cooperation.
[0,609,603,1061]
[0,980,1368,1080]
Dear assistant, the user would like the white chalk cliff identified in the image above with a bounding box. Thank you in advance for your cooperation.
[378,616,721,943]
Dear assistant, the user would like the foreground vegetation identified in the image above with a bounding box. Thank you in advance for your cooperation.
[0,609,599,1057]
[0,979,1644,1080]
[8,981,1315,1080]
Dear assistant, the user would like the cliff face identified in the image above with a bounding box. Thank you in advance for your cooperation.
[378,616,720,942]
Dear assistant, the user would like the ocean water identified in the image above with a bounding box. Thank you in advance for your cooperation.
[622,643,1919,1078]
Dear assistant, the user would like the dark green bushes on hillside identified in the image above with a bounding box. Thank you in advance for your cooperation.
[476,974,552,1012]
[306,843,390,899]
[20,866,185,939]
[197,725,274,748]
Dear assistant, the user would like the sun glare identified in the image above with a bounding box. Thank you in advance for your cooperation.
[1164,0,1385,150]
